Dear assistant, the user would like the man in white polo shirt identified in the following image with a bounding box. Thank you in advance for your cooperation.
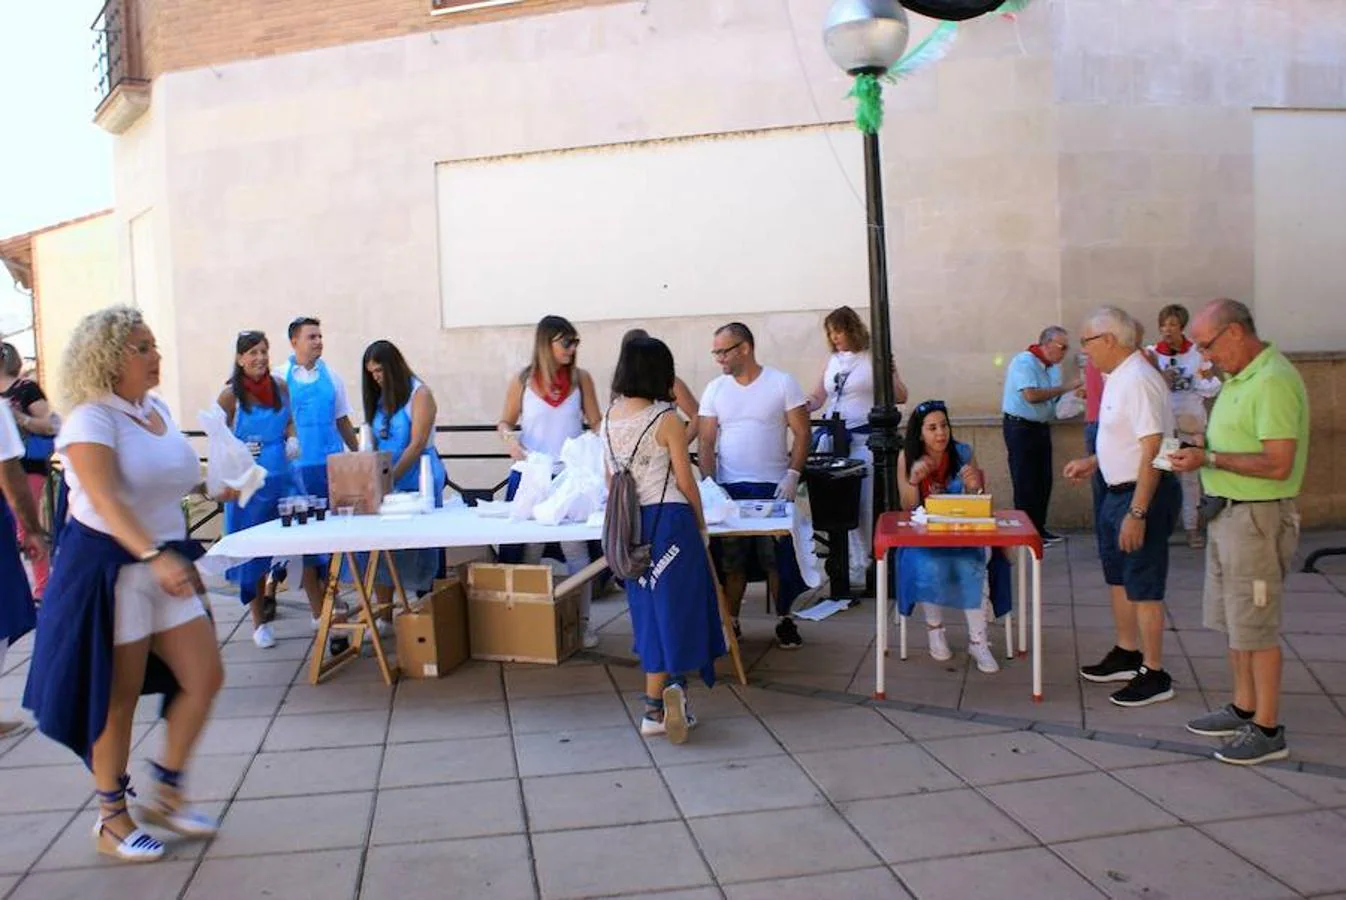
[1064,307,1182,708]
[699,323,811,649]
[2,401,48,739]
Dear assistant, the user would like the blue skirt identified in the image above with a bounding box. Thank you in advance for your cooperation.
[0,498,36,645]
[897,546,987,612]
[627,503,727,687]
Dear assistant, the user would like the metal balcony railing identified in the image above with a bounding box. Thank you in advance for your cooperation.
[92,0,145,104]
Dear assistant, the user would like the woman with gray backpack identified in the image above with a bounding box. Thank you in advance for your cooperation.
[602,336,726,744]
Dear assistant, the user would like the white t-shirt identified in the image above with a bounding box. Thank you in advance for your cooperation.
[272,358,352,419]
[0,403,22,462]
[1097,351,1175,487]
[56,394,203,542]
[1145,342,1222,430]
[700,366,806,484]
[821,351,874,430]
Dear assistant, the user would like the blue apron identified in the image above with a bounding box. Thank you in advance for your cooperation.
[0,497,36,646]
[286,358,342,567]
[224,388,295,602]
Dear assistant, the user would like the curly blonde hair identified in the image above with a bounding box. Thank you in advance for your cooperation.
[61,305,146,409]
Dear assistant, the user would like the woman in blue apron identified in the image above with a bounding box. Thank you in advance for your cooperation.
[218,330,297,649]
[362,341,446,605]
[896,400,1007,675]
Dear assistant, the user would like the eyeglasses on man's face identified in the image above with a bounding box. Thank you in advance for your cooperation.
[1195,324,1232,355]
[711,341,744,360]
[1080,333,1107,346]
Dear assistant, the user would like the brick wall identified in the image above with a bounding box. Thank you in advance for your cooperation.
[134,0,625,80]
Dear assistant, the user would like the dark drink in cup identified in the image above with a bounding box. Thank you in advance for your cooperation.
[314,498,328,521]
[295,497,310,525]
[279,498,294,527]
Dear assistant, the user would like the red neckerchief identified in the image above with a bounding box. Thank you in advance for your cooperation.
[536,366,573,408]
[1027,344,1054,367]
[919,451,953,501]
[242,374,276,408]
[1154,338,1192,356]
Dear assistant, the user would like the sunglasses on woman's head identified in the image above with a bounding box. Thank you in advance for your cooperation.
[915,400,947,415]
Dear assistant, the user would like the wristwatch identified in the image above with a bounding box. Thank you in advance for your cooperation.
[1128,507,1147,520]
[138,545,165,562]
[1204,451,1218,470]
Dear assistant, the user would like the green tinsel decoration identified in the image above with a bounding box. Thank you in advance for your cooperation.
[847,73,885,134]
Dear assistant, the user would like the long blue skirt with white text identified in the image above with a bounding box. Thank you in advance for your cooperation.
[627,502,727,687]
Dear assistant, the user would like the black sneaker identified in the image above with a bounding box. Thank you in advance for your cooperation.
[1109,666,1175,707]
[1080,646,1143,683]
[1042,532,1066,546]
[775,616,803,649]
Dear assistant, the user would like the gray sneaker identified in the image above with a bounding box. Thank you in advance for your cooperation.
[1187,704,1251,738]
[1214,723,1289,766]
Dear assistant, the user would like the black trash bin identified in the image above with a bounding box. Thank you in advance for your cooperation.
[802,457,867,601]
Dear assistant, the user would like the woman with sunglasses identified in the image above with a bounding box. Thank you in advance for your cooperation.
[804,306,908,588]
[217,330,298,649]
[362,340,447,604]
[497,315,602,645]
[896,399,1000,673]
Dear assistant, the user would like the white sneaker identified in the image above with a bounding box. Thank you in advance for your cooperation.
[582,628,600,650]
[374,618,394,639]
[252,624,276,649]
[639,715,666,737]
[927,626,952,662]
[969,640,1000,674]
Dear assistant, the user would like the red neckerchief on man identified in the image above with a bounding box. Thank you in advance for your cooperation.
[537,366,573,409]
[1027,344,1054,367]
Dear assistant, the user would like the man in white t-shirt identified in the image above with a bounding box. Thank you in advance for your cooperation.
[698,323,811,649]
[1064,307,1181,710]
[1,402,47,739]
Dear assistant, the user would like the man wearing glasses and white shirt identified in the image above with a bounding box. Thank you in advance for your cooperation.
[699,323,811,649]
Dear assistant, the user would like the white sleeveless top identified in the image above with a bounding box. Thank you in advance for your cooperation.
[601,402,687,506]
[520,380,583,459]
[821,351,874,430]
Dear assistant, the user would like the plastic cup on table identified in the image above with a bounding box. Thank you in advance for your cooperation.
[337,505,355,521]
[278,497,294,527]
[313,497,328,521]
[293,495,310,525]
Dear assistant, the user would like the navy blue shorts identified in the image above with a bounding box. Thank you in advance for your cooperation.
[1096,475,1180,601]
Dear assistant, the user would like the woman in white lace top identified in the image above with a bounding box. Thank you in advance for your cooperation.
[602,336,726,745]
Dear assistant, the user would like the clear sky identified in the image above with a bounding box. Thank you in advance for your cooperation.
[1,0,114,342]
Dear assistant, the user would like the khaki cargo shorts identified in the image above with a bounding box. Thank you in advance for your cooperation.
[1202,499,1300,651]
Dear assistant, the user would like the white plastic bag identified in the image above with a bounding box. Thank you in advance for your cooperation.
[534,433,606,525]
[198,405,268,507]
[698,478,735,525]
[509,452,554,521]
[1055,391,1085,420]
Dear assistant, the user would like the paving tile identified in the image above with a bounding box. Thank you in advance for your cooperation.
[387,700,510,743]
[921,730,1094,786]
[602,891,722,900]
[143,715,271,757]
[505,663,614,699]
[523,768,679,832]
[983,771,1177,842]
[360,835,535,900]
[896,847,1102,900]
[185,848,360,900]
[722,867,908,899]
[278,682,393,716]
[508,691,632,734]
[876,708,1014,741]
[220,635,313,663]
[261,709,388,751]
[128,752,252,802]
[1278,693,1346,735]
[689,806,881,883]
[1255,765,1346,808]
[1306,660,1346,694]
[841,788,1037,863]
[1054,826,1298,899]
[761,707,908,753]
[515,723,652,779]
[236,745,383,798]
[379,735,517,789]
[8,860,198,900]
[0,764,92,813]
[393,661,505,705]
[0,729,90,769]
[729,686,851,716]
[1113,760,1316,823]
[206,791,373,857]
[1286,633,1346,662]
[662,755,823,818]
[371,779,523,845]
[752,641,871,676]
[795,743,963,803]
[222,660,303,688]
[647,714,784,767]
[0,810,71,875]
[533,821,711,899]
[1202,810,1346,896]
[1047,734,1202,769]
[208,685,288,719]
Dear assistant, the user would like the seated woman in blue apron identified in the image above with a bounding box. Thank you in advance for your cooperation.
[805,306,909,588]
[1,402,45,741]
[217,330,299,650]
[895,400,1010,675]
[361,341,447,609]
[496,315,602,647]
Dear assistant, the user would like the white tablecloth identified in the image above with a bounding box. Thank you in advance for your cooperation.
[201,504,798,576]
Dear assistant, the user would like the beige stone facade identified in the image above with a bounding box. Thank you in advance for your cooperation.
[80,0,1346,525]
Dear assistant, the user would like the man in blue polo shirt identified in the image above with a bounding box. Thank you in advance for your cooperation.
[1002,326,1080,544]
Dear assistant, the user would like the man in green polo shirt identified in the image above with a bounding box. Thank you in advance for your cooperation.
[1170,298,1307,766]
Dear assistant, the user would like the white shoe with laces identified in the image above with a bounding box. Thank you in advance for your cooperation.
[927,626,952,662]
[969,640,1000,674]
[252,624,276,649]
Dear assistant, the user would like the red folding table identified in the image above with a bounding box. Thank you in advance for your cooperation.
[873,510,1046,701]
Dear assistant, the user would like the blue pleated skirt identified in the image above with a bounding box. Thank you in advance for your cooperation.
[626,503,727,687]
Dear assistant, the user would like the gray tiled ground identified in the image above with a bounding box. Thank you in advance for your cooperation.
[0,531,1342,897]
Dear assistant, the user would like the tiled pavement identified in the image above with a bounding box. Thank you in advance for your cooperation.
[0,531,1343,898]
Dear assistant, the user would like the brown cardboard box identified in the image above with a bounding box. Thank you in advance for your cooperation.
[467,563,580,665]
[395,579,469,679]
[327,451,392,514]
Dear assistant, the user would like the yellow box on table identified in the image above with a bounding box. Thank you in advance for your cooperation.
[924,493,997,531]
